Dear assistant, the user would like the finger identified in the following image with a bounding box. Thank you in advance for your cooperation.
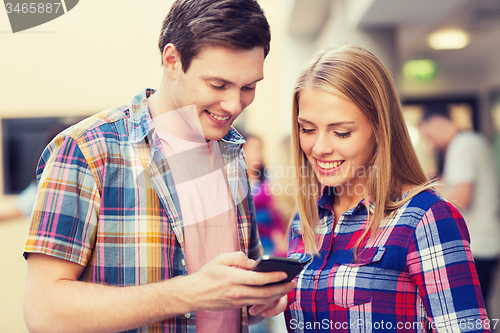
[234,281,295,306]
[248,299,279,316]
[218,262,288,286]
[215,251,254,270]
[246,258,257,270]
[243,270,288,286]
[262,295,288,317]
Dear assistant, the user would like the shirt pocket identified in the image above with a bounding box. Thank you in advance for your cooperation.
[327,246,386,308]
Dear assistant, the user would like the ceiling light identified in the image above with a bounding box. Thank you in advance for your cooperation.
[428,29,469,50]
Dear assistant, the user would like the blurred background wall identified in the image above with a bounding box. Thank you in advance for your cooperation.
[1,0,500,331]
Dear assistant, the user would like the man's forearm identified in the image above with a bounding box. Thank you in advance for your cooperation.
[24,266,193,333]
[24,252,293,333]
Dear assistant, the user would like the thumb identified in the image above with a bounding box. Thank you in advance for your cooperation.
[216,251,255,270]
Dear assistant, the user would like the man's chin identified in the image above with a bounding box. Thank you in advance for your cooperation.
[201,132,223,142]
[202,126,232,142]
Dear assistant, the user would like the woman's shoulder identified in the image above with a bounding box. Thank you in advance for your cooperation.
[404,188,441,207]
[391,188,450,224]
[401,189,470,243]
[397,188,464,224]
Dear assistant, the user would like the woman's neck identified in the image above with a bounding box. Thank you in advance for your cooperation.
[332,184,366,224]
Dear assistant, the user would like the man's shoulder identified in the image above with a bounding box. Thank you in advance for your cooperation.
[64,106,129,142]
[453,131,486,149]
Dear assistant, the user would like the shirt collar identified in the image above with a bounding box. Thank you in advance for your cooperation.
[317,186,375,215]
[127,88,156,144]
[221,126,246,145]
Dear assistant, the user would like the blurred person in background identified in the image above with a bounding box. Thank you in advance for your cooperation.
[420,104,500,309]
[285,44,490,332]
[241,131,289,333]
[0,180,37,222]
[242,131,288,257]
[273,135,296,225]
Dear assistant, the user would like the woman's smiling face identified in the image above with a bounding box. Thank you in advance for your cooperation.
[298,88,376,191]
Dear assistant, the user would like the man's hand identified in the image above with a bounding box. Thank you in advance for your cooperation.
[183,252,296,313]
[249,294,288,318]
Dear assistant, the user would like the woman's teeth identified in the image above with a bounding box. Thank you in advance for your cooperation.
[208,112,230,121]
[317,160,344,169]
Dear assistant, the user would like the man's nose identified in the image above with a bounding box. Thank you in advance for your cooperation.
[220,90,243,115]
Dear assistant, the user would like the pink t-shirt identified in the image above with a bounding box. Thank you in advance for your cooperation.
[153,108,241,332]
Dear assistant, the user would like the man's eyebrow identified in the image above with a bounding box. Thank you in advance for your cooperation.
[297,118,355,126]
[203,76,264,86]
[247,77,264,85]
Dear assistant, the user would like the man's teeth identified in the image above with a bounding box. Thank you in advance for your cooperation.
[209,112,230,121]
[317,160,343,169]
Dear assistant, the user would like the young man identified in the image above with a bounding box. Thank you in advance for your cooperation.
[22,1,295,332]
[419,104,500,309]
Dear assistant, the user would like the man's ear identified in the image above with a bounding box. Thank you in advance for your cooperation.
[162,43,182,79]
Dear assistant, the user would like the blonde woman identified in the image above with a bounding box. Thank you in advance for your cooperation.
[285,44,490,332]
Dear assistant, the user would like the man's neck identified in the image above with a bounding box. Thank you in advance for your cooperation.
[147,83,175,119]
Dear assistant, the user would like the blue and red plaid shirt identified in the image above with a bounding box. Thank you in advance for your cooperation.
[24,88,262,333]
[285,188,490,332]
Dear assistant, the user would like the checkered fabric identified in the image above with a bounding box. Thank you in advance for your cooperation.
[23,88,262,333]
[285,188,490,332]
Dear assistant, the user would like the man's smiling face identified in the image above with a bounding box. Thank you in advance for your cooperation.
[171,46,265,141]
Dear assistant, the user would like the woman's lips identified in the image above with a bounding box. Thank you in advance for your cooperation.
[315,158,345,175]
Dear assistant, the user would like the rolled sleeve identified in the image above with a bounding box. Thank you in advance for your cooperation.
[24,134,100,267]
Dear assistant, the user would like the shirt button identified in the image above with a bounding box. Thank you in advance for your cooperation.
[184,313,191,318]
[181,259,186,266]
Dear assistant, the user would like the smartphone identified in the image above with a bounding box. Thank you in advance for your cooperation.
[252,255,303,285]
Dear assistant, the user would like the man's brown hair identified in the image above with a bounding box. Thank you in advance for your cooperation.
[159,0,271,72]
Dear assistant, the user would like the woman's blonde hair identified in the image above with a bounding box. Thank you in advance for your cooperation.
[292,44,434,254]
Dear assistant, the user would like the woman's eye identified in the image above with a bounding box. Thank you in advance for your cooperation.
[300,128,314,134]
[335,131,351,138]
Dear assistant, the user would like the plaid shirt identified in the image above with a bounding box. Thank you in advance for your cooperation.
[285,188,490,332]
[24,88,262,333]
